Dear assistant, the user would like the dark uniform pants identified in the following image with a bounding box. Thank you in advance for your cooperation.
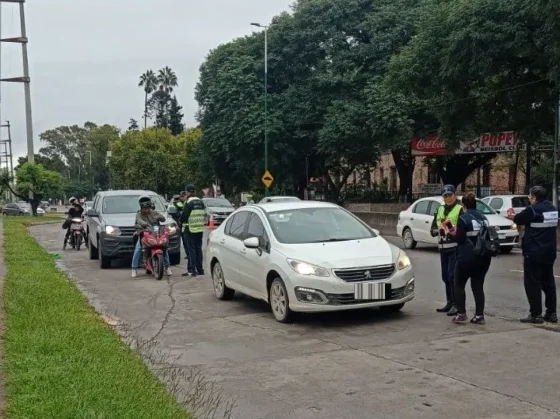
[186,231,204,274]
[440,249,457,304]
[524,258,557,317]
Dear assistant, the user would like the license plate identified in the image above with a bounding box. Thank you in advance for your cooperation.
[354,282,386,300]
[498,233,506,240]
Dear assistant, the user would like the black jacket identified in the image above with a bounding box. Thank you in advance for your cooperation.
[180,197,206,226]
[514,200,558,262]
[68,205,84,218]
[454,209,491,264]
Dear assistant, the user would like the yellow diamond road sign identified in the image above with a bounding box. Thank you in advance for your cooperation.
[262,170,274,188]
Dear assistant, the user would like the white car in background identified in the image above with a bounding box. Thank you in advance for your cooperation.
[205,201,415,323]
[396,196,519,254]
[481,195,530,217]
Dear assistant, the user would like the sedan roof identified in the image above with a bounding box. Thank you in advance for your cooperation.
[253,200,338,213]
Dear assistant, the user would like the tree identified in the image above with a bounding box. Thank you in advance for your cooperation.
[168,95,184,135]
[128,118,139,131]
[138,70,158,129]
[1,163,63,215]
[157,66,178,93]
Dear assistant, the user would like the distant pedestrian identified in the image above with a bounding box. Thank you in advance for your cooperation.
[512,186,558,324]
[176,192,189,260]
[180,185,206,277]
[431,185,463,316]
[450,193,491,324]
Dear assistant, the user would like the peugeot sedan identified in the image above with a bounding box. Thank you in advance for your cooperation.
[205,201,415,323]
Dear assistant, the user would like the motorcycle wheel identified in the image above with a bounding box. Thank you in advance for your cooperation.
[75,233,82,251]
[153,254,164,281]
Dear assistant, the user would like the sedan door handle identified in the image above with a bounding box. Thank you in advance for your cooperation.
[410,217,414,221]
[240,249,246,254]
[425,220,430,224]
[219,239,225,245]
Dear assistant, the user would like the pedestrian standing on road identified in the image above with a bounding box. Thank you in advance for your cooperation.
[430,185,463,316]
[175,193,190,260]
[449,193,491,324]
[180,185,206,277]
[511,186,558,324]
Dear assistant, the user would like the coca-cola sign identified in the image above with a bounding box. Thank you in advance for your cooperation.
[411,131,523,156]
[411,136,447,156]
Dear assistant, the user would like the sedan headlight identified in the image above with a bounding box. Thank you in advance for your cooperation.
[166,224,178,235]
[397,251,411,271]
[105,225,121,236]
[287,259,330,277]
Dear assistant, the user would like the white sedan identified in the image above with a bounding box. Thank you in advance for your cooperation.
[205,201,415,323]
[396,196,519,254]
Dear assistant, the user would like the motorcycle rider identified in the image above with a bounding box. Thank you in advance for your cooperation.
[63,197,84,249]
[131,196,173,278]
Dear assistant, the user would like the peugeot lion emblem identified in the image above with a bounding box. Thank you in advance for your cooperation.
[364,270,371,279]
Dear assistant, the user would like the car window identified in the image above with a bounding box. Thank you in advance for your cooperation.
[512,196,530,207]
[101,195,165,214]
[246,213,269,247]
[428,201,441,216]
[413,200,430,215]
[475,200,495,215]
[5,204,15,209]
[228,211,251,239]
[224,216,234,235]
[266,207,375,244]
[489,198,504,210]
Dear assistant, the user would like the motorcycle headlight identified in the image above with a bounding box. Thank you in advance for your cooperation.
[287,259,330,277]
[166,224,177,235]
[105,225,121,236]
[397,251,411,271]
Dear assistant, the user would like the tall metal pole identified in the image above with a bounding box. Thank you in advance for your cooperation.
[264,26,269,196]
[19,1,34,165]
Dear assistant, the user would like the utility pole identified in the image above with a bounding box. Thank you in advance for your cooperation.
[0,121,14,201]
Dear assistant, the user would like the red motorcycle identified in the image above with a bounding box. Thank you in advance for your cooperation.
[140,225,170,281]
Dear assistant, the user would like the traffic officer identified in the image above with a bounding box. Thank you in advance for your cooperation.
[431,184,463,316]
[172,194,189,259]
[180,185,206,277]
[512,186,558,324]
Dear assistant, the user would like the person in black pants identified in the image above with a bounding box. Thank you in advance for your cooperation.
[450,193,492,325]
[512,185,558,324]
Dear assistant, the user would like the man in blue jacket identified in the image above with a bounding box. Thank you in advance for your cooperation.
[512,186,558,324]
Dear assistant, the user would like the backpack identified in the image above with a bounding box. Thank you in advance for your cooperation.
[469,215,500,257]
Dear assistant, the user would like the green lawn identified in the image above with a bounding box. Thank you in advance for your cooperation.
[1,217,189,419]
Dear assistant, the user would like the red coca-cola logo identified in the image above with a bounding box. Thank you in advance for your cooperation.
[414,137,446,150]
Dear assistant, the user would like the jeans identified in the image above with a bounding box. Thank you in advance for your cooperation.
[131,240,170,269]
[454,257,491,316]
[186,231,203,274]
[440,249,457,304]
[524,258,557,317]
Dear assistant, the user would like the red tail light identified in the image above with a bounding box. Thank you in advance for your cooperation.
[506,208,515,218]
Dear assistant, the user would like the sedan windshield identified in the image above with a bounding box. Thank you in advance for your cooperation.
[204,198,232,208]
[102,195,166,214]
[267,207,375,244]
[475,200,495,215]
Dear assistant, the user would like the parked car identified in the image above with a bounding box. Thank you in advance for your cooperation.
[481,194,530,217]
[205,200,415,323]
[86,190,181,269]
[2,202,44,216]
[202,197,235,226]
[396,196,519,253]
[259,196,301,204]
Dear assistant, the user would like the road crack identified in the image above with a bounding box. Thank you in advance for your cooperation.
[152,277,177,341]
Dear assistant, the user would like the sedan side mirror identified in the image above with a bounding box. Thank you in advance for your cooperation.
[373,228,380,235]
[243,237,260,249]
[87,209,99,218]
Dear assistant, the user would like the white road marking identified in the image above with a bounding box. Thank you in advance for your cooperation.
[511,269,560,279]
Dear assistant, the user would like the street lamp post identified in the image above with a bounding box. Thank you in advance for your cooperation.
[251,22,269,196]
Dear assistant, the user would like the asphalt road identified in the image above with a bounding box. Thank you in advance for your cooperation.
[30,224,560,419]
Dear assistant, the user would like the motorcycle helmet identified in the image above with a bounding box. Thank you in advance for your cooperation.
[139,196,153,209]
[69,197,77,205]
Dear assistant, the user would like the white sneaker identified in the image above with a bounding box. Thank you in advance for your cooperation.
[165,268,173,276]
[131,269,138,278]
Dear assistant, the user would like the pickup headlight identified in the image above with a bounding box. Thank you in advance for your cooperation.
[397,251,411,271]
[287,259,330,277]
[105,225,121,236]
[511,223,517,230]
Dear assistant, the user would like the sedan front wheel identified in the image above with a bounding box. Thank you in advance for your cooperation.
[269,277,293,323]
[212,261,235,300]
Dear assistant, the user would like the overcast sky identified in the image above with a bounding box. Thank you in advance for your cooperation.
[0,0,293,159]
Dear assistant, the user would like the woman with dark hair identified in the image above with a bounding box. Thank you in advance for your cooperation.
[449,193,492,324]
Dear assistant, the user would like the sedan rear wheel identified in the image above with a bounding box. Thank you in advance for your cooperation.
[212,261,235,300]
[269,278,293,323]
[403,227,417,250]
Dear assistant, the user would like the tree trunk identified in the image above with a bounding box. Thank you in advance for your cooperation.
[436,154,496,187]
[392,149,414,202]
[144,91,148,129]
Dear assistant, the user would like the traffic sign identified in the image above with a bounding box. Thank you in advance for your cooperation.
[262,170,274,188]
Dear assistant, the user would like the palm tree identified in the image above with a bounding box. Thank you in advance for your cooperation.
[157,66,178,93]
[138,70,158,129]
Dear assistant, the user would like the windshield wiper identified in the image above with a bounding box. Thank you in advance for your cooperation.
[308,238,353,243]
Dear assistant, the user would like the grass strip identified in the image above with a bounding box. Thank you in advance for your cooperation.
[2,217,189,419]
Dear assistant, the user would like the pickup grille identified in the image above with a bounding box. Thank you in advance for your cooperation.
[333,264,395,283]
[119,227,136,237]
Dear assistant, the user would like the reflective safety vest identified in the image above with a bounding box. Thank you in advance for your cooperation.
[184,197,206,234]
[436,203,462,249]
[529,208,558,229]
